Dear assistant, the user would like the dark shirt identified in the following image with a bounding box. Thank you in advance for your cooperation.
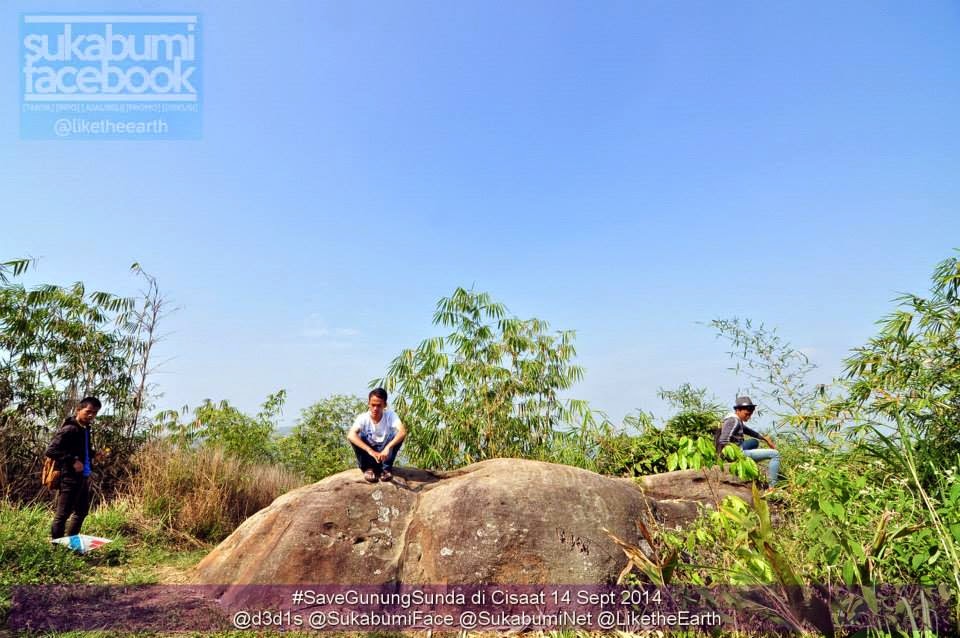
[717,413,761,447]
[45,417,95,476]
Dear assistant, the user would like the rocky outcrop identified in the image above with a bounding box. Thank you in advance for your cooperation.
[194,459,751,600]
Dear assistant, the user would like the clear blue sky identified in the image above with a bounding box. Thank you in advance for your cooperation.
[4,0,959,430]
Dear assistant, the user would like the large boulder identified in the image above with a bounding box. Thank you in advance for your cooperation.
[194,459,750,599]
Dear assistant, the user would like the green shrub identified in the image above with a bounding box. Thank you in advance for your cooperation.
[584,409,726,477]
[275,395,365,481]
[154,392,286,466]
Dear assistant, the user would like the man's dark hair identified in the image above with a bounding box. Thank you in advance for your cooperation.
[78,396,102,410]
[368,388,388,403]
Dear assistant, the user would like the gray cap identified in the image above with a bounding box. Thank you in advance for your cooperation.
[734,396,756,409]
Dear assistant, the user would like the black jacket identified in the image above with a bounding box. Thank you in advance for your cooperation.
[45,417,96,476]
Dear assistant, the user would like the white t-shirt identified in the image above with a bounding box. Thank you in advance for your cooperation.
[350,410,402,444]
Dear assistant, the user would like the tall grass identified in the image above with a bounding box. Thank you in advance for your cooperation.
[128,441,304,542]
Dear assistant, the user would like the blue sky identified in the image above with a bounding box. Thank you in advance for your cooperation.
[4,0,959,431]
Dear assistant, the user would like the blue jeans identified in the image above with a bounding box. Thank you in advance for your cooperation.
[351,431,402,472]
[740,438,780,486]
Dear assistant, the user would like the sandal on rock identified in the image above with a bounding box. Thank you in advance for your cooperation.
[380,469,393,482]
[363,469,377,483]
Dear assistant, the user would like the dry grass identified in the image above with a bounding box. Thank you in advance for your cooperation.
[127,441,304,542]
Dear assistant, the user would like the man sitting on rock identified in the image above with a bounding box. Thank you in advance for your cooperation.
[347,388,407,483]
[717,396,781,490]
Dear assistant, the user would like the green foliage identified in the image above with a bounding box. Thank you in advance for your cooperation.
[0,258,32,284]
[377,288,587,469]
[666,435,716,472]
[0,501,88,587]
[154,391,362,485]
[861,419,960,607]
[584,385,728,478]
[0,260,166,500]
[784,443,937,586]
[844,252,960,484]
[198,397,276,462]
[834,253,960,620]
[587,418,662,476]
[664,410,721,440]
[701,254,960,626]
[694,493,778,584]
[275,394,365,481]
[0,275,137,417]
[572,410,664,477]
[0,501,90,626]
[666,435,760,482]
[154,390,286,465]
[656,432,954,623]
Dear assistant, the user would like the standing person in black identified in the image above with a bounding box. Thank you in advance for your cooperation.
[45,396,103,538]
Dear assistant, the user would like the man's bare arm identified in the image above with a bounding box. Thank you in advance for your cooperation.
[347,428,377,457]
[384,420,407,453]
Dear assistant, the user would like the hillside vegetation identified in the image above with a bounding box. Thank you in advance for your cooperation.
[1,253,958,634]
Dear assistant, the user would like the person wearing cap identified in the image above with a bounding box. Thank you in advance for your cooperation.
[717,396,780,488]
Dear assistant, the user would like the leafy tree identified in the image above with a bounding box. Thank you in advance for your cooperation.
[276,394,365,481]
[153,390,286,465]
[0,259,163,499]
[0,277,131,420]
[377,288,586,470]
[844,251,960,480]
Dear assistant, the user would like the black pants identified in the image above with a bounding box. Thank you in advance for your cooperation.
[51,475,90,538]
[350,436,402,473]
